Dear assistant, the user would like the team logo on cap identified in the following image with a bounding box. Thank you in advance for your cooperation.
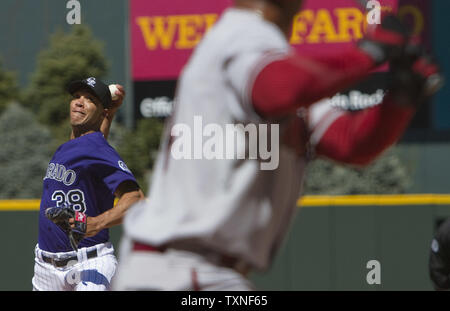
[86,77,96,87]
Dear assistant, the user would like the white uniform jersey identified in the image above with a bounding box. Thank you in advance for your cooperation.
[124,8,333,270]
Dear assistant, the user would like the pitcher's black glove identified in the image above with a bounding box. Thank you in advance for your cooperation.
[45,203,87,251]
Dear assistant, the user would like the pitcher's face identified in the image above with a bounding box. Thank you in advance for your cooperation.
[70,89,106,130]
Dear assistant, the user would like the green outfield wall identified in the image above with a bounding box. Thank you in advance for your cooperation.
[252,200,447,291]
[1,195,448,291]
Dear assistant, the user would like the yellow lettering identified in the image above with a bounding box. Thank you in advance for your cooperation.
[137,14,219,50]
[335,8,364,41]
[136,16,178,50]
[306,9,340,44]
[204,14,219,33]
[398,5,424,36]
[381,6,393,13]
[175,15,205,49]
[290,10,314,44]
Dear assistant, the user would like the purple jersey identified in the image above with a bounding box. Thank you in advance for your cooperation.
[38,132,137,253]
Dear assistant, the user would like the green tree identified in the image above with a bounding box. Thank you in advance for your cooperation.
[23,25,108,144]
[116,118,165,194]
[0,103,53,198]
[0,59,19,114]
[304,147,411,195]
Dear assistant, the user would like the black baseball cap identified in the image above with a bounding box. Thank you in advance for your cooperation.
[67,77,112,109]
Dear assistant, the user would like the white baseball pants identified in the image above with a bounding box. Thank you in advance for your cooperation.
[112,237,254,291]
[32,242,117,291]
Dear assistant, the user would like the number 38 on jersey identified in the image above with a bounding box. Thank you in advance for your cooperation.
[51,189,87,213]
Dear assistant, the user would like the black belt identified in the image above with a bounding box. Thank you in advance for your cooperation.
[42,249,98,268]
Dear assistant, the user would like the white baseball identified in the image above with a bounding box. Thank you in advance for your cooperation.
[109,84,119,101]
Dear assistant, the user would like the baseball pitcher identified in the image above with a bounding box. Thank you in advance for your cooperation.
[32,77,144,291]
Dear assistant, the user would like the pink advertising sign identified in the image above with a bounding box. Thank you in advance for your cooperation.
[130,0,232,80]
[131,0,428,81]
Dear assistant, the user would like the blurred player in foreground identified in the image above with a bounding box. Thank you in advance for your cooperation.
[113,0,443,290]
[32,77,144,291]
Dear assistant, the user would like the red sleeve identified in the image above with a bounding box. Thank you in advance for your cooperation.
[251,47,375,118]
[315,95,416,166]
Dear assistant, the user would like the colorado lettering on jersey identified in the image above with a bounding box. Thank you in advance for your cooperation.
[43,163,77,186]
